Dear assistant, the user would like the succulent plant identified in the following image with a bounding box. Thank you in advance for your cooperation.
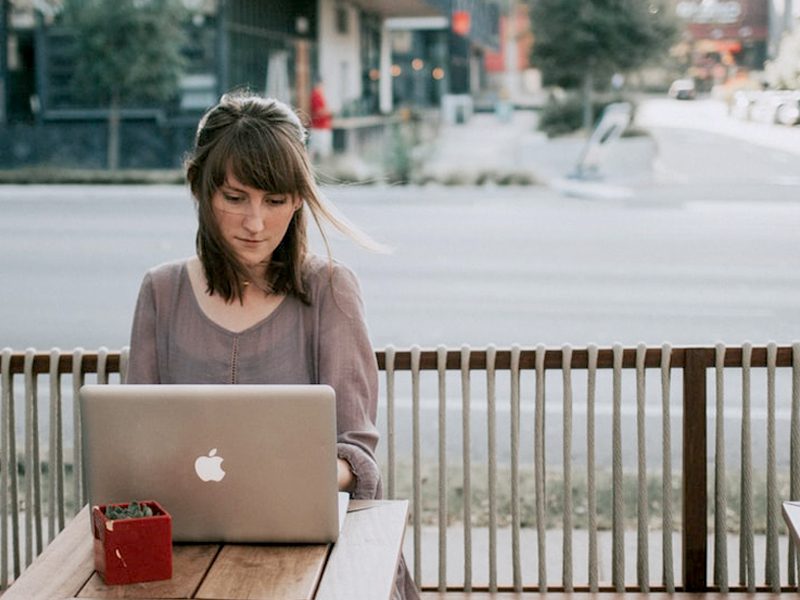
[105,501,154,520]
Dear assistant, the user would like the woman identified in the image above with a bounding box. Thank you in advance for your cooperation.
[126,91,419,600]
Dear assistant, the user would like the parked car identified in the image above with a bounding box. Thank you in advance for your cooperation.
[668,78,696,100]
[746,90,800,126]
[729,90,759,120]
[775,92,800,126]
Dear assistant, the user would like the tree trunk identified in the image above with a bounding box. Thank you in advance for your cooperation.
[107,91,121,170]
[0,0,8,126]
[581,67,594,131]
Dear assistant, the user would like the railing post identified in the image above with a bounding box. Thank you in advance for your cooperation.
[683,347,710,591]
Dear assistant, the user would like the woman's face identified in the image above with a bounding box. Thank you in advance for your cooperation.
[211,172,302,270]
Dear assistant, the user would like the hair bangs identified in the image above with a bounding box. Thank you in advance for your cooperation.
[223,120,305,195]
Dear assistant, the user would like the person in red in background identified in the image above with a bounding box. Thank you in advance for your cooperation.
[309,78,333,161]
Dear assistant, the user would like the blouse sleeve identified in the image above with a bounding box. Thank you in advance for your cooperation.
[316,263,381,500]
[125,271,161,384]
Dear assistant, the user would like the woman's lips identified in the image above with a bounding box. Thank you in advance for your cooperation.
[237,237,264,246]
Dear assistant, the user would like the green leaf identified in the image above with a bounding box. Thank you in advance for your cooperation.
[105,501,155,519]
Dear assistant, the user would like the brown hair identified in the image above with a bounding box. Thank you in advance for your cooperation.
[185,91,377,305]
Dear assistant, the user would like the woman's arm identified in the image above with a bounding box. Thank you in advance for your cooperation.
[316,262,381,499]
[125,271,161,384]
[338,458,356,493]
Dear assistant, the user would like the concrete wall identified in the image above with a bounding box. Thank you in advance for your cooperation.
[317,0,362,113]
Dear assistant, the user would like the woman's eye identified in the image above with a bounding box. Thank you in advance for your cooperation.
[223,194,244,203]
[266,196,287,205]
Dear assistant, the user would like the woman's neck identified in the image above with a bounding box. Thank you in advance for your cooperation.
[186,257,286,333]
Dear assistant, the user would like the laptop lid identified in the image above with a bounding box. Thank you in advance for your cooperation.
[80,384,346,543]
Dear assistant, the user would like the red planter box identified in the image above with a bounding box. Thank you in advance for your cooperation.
[92,500,173,585]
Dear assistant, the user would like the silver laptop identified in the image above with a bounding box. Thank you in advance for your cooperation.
[80,384,348,543]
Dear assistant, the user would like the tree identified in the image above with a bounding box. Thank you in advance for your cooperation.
[63,0,187,169]
[529,0,680,129]
[765,26,800,90]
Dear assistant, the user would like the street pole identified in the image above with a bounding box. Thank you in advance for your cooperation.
[503,0,518,100]
[0,0,8,126]
[216,0,229,99]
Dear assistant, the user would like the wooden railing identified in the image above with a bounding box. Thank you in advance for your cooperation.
[2,343,800,593]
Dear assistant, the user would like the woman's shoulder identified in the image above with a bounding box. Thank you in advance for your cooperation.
[141,258,191,289]
[302,254,362,299]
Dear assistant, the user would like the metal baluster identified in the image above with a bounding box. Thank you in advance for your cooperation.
[612,343,624,592]
[23,349,42,565]
[714,343,728,592]
[765,342,779,591]
[71,348,85,513]
[1,349,15,588]
[791,341,800,589]
[410,345,421,586]
[510,344,522,591]
[586,344,598,592]
[385,345,396,500]
[97,347,109,385]
[739,342,755,591]
[120,347,130,383]
[534,343,546,590]
[561,344,573,592]
[661,342,675,592]
[486,345,497,593]
[47,348,64,542]
[436,345,447,591]
[636,343,649,591]
[460,345,472,592]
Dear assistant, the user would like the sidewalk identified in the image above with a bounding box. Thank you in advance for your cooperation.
[419,110,545,183]
[419,108,657,199]
[405,525,785,590]
[419,96,800,201]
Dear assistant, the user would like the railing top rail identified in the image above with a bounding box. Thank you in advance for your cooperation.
[1,349,123,376]
[385,344,797,370]
[2,343,798,375]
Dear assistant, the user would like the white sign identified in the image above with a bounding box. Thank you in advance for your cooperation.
[676,0,742,24]
[572,102,632,180]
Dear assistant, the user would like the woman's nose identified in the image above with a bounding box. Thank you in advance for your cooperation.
[241,201,266,231]
[242,212,265,232]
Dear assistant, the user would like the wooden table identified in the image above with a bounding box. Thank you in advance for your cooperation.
[783,500,800,548]
[2,499,408,600]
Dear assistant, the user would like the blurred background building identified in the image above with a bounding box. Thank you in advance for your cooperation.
[0,0,500,169]
[669,0,797,92]
[1,0,800,170]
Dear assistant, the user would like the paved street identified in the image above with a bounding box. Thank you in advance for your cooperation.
[4,177,800,351]
[5,97,800,352]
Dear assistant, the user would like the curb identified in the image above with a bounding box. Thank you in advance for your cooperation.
[0,168,185,185]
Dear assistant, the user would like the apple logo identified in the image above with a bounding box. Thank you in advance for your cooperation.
[194,448,226,482]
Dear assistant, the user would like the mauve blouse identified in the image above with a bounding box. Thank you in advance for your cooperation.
[125,254,381,500]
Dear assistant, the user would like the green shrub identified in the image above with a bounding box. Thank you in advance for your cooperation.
[538,94,627,138]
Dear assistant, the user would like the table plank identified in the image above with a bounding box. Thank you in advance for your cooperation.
[196,544,329,600]
[782,501,800,548]
[0,506,95,600]
[315,500,408,600]
[77,544,219,599]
